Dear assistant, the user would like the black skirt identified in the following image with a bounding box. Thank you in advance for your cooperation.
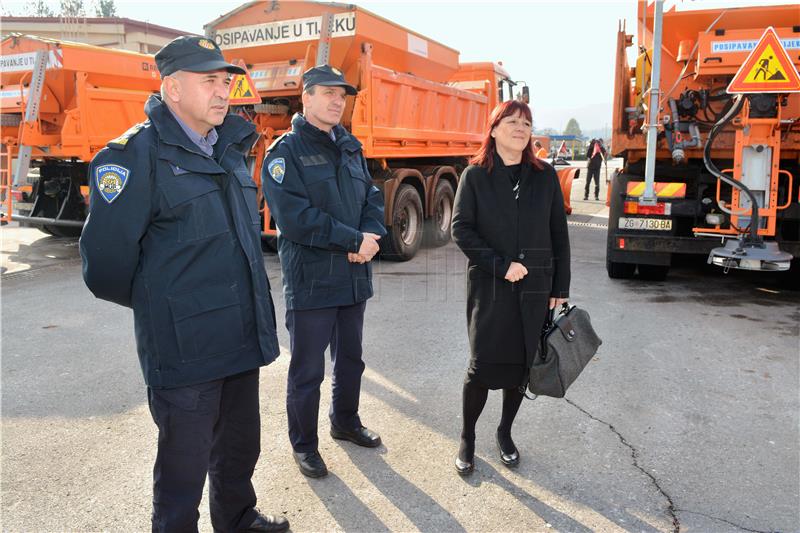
[465,361,527,390]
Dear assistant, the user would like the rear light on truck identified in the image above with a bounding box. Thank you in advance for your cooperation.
[623,201,671,215]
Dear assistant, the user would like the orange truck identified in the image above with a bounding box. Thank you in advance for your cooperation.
[2,2,574,260]
[205,0,551,259]
[606,1,800,280]
[0,34,160,236]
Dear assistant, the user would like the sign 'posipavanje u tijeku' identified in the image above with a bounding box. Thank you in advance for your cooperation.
[213,13,356,49]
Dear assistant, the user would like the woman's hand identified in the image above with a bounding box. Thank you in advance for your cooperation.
[549,297,568,309]
[504,262,528,282]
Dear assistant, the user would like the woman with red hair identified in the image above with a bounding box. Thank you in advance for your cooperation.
[451,100,571,475]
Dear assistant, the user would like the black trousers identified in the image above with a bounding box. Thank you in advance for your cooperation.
[585,165,601,198]
[286,301,367,453]
[147,368,261,533]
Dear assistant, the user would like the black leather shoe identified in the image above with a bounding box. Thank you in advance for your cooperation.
[454,455,474,476]
[496,432,520,467]
[330,425,382,448]
[292,450,328,478]
[244,511,290,532]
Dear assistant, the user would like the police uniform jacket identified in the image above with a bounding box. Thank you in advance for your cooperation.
[451,157,570,367]
[263,113,386,311]
[80,95,280,388]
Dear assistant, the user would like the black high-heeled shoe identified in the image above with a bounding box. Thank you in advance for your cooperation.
[455,438,475,475]
[496,431,520,467]
[454,455,474,475]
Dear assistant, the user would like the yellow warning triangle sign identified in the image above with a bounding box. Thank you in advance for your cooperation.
[727,27,800,94]
[228,60,261,105]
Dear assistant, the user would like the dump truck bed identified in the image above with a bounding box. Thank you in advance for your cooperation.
[205,1,500,159]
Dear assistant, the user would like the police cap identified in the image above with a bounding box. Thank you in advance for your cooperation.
[155,36,245,77]
[302,64,357,95]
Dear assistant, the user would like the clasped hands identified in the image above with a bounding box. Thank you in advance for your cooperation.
[347,232,381,264]
[504,261,567,309]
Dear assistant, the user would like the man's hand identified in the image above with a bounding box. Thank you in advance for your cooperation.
[549,297,568,309]
[348,253,367,264]
[358,232,381,261]
[504,262,528,283]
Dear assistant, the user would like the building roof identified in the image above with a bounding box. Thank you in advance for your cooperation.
[2,16,192,38]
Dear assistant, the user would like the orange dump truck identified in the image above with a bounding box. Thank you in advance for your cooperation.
[205,0,533,259]
[0,34,160,236]
[606,2,800,280]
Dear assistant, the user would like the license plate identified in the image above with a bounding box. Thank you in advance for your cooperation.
[618,217,672,231]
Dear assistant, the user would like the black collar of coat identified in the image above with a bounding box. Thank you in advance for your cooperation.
[145,95,257,161]
[491,153,532,181]
[291,112,362,154]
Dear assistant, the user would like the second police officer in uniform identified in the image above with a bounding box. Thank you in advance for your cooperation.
[263,65,386,478]
[80,36,288,532]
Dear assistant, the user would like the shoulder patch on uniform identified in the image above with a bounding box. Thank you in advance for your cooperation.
[266,132,289,153]
[108,122,146,150]
[95,164,130,203]
[268,158,285,184]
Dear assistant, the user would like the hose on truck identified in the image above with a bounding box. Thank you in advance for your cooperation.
[702,93,764,246]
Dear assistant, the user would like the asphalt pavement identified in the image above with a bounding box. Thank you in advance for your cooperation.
[1,160,798,532]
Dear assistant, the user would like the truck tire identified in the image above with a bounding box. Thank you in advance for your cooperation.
[424,179,454,248]
[606,253,636,278]
[382,184,423,261]
[606,171,636,279]
[41,225,82,238]
[261,234,277,253]
[778,258,800,290]
[637,264,669,281]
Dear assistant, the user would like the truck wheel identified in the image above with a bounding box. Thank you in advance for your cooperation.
[606,257,636,278]
[41,225,82,238]
[424,180,454,247]
[261,234,277,253]
[637,264,669,281]
[382,184,423,261]
[777,258,800,290]
[606,170,635,279]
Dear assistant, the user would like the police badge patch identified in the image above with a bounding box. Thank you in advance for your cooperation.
[95,164,130,204]
[268,158,286,184]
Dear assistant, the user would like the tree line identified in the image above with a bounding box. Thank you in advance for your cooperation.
[5,0,117,18]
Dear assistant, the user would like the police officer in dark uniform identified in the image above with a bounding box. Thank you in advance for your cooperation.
[263,65,386,478]
[80,36,288,533]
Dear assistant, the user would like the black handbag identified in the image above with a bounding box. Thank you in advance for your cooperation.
[524,303,602,398]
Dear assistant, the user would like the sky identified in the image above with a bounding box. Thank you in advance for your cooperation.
[3,0,796,134]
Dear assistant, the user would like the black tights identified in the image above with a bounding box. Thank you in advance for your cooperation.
[458,381,525,462]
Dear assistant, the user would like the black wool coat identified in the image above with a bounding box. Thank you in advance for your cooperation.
[451,158,571,366]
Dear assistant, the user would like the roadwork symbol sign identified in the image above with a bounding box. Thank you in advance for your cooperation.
[229,60,262,105]
[727,27,800,94]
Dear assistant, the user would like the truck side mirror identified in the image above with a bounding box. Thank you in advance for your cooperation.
[519,85,530,104]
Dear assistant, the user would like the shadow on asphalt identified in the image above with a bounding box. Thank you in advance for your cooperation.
[339,444,468,532]
[305,471,390,532]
